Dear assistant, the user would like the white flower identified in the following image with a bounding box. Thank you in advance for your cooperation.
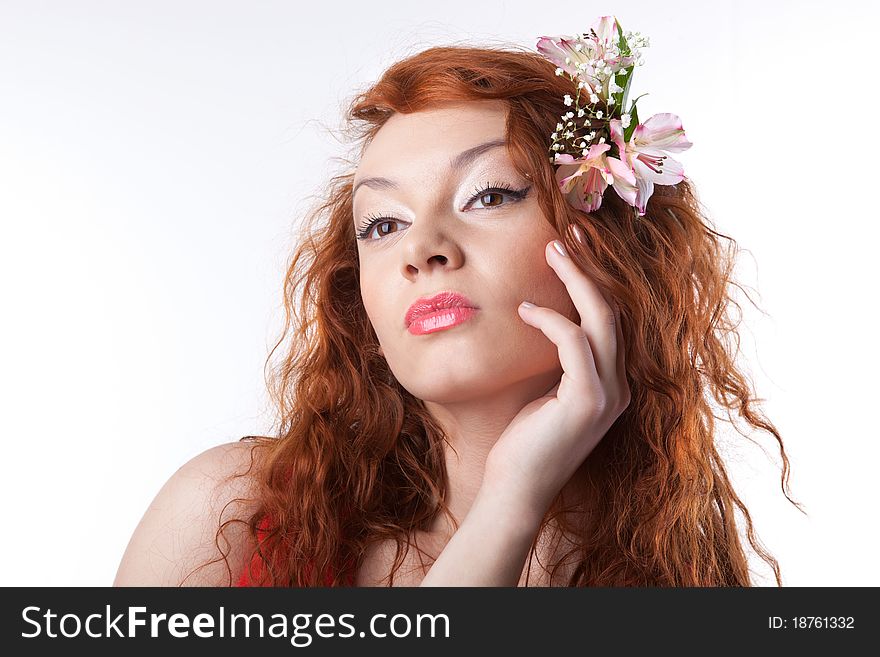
[564,94,573,106]
[590,93,599,103]
[577,108,585,117]
[556,122,563,131]
[555,67,564,76]
[598,136,606,144]
[621,113,631,129]
[596,110,604,119]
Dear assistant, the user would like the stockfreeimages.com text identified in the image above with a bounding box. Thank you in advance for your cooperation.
[21,605,451,646]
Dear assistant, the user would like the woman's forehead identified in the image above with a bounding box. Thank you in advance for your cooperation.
[357,102,509,167]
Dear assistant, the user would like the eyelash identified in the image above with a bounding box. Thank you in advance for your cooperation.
[355,181,531,241]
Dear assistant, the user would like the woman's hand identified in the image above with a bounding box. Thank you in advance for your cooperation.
[484,231,631,522]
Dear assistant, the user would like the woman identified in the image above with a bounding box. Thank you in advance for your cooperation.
[114,17,801,587]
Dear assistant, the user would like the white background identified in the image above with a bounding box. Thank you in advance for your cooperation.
[1,0,877,586]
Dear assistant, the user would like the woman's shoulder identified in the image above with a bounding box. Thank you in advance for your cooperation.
[113,440,264,587]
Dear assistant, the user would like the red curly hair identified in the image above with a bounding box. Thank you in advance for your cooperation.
[190,43,803,587]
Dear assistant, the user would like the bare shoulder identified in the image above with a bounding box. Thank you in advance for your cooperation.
[113,440,266,587]
[356,533,439,587]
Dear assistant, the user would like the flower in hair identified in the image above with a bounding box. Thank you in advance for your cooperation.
[536,16,692,216]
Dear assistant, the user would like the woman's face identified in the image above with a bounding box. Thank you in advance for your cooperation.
[353,100,579,404]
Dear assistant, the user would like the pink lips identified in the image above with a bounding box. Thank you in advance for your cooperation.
[405,291,478,335]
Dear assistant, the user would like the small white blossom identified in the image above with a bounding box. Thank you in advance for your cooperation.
[563,94,573,106]
[621,113,631,129]
[598,136,606,144]
[590,93,599,103]
[577,108,585,117]
[565,111,574,118]
[556,122,563,131]
[596,110,603,119]
[608,96,615,104]
[551,132,558,139]
[555,67,564,76]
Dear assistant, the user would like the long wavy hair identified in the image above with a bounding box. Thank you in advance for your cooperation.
[192,43,804,587]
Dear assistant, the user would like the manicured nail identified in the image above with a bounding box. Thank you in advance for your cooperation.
[520,301,535,309]
[552,240,567,257]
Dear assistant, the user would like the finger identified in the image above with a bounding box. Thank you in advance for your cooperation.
[545,239,619,383]
[517,301,602,400]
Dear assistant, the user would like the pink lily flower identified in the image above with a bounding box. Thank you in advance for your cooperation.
[589,15,620,51]
[553,143,615,213]
[536,16,633,98]
[554,142,639,213]
[536,34,592,80]
[610,112,692,215]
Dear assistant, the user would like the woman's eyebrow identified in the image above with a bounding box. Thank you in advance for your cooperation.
[352,138,507,199]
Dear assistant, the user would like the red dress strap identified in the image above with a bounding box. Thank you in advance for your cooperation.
[236,515,355,586]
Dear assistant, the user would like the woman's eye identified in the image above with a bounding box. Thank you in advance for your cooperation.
[466,184,528,211]
[373,220,399,238]
[356,217,402,241]
[356,183,529,242]
[472,191,505,209]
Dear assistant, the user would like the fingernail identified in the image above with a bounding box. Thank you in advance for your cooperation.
[520,301,535,309]
[552,240,567,257]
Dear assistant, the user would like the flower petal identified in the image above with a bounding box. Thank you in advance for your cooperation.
[584,142,611,160]
[555,164,585,194]
[606,155,635,185]
[570,167,608,213]
[633,113,692,153]
[634,149,685,185]
[606,156,638,206]
[633,169,654,216]
[553,153,578,165]
[591,16,619,50]
[609,119,630,165]
[536,36,589,79]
